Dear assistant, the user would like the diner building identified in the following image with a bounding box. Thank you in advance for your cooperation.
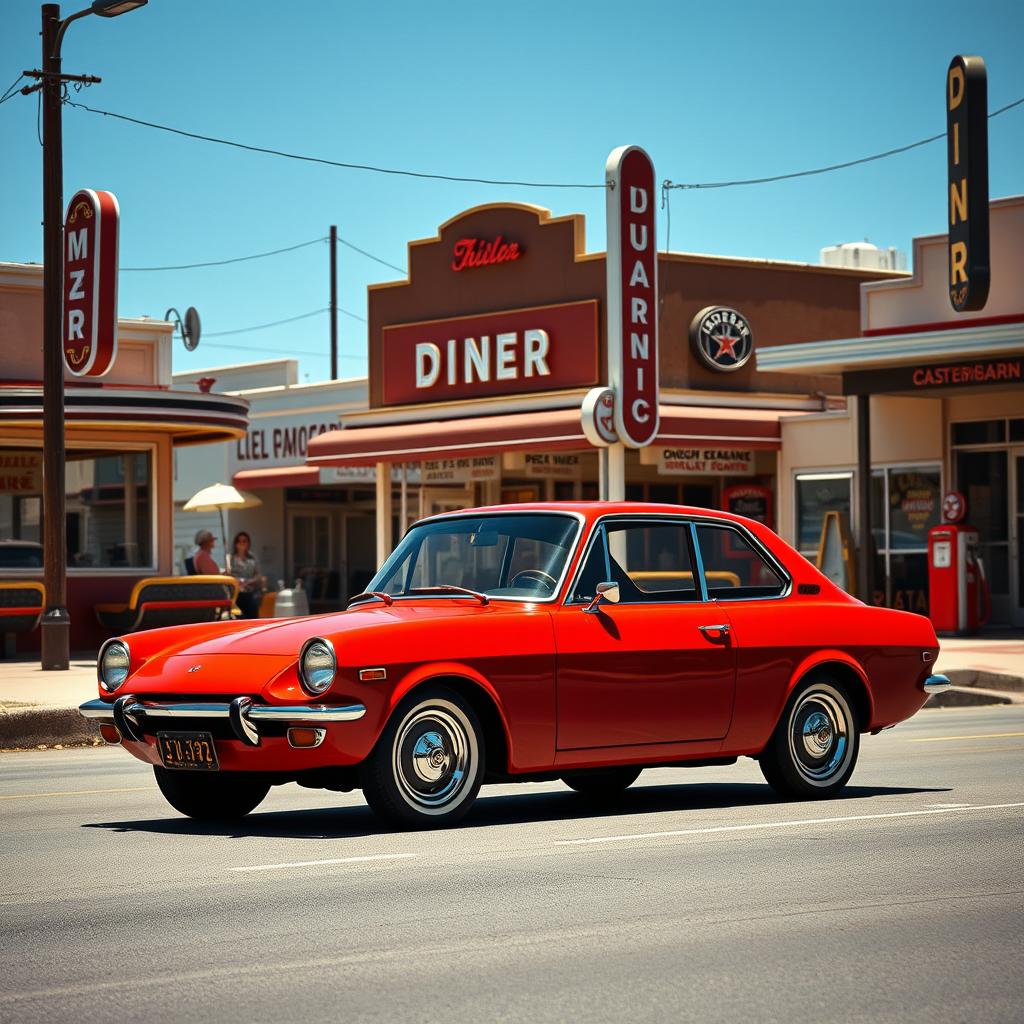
[0,261,249,652]
[761,195,1024,627]
[306,202,897,576]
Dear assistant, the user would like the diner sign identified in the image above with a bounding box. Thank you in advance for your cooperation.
[946,55,989,312]
[606,145,658,448]
[381,301,599,406]
[641,446,755,477]
[451,236,522,272]
[63,189,120,377]
[0,451,43,493]
[421,456,499,484]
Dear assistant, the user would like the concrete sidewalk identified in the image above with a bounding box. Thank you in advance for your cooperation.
[1,633,1022,749]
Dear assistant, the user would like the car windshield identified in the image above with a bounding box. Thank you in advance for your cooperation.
[363,513,580,601]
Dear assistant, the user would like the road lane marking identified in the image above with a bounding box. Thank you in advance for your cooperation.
[0,786,150,801]
[231,853,418,872]
[910,731,1024,743]
[556,802,1024,846]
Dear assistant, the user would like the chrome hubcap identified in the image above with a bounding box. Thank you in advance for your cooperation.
[788,687,851,785]
[394,705,473,811]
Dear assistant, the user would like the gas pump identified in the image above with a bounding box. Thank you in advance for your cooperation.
[927,491,991,635]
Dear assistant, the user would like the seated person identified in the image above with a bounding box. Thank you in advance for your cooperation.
[190,529,221,576]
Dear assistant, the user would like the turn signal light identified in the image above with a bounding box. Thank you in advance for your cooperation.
[99,723,121,744]
[287,727,326,749]
[359,668,387,682]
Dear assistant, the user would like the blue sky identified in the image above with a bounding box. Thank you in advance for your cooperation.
[2,0,1022,383]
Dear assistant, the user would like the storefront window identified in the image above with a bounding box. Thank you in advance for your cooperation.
[795,473,852,554]
[955,449,1009,598]
[1,448,153,569]
[872,466,940,614]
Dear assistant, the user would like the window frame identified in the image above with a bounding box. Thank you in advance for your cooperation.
[563,513,792,606]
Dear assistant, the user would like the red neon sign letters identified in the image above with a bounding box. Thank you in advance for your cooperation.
[451,236,522,272]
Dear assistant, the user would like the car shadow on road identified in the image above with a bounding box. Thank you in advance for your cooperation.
[81,781,951,841]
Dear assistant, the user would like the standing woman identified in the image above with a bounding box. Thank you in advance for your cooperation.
[227,531,265,618]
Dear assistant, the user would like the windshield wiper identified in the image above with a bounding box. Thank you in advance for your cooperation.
[347,590,395,607]
[405,585,489,606]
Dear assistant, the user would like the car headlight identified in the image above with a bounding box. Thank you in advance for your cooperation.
[99,639,130,692]
[299,637,336,695]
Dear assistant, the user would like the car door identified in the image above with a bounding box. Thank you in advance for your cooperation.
[552,516,737,750]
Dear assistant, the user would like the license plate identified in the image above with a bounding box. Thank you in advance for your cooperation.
[157,731,219,771]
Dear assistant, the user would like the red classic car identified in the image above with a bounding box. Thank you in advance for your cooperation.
[80,502,949,827]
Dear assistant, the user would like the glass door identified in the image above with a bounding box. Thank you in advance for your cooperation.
[289,510,338,612]
[955,449,1009,624]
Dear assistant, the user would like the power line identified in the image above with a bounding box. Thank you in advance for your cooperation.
[0,73,24,105]
[201,306,367,340]
[122,236,326,271]
[63,99,605,190]
[197,338,365,362]
[664,95,1024,190]
[336,237,405,275]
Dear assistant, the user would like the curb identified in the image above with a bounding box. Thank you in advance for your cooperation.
[943,669,1024,694]
[0,706,101,750]
[925,686,1021,708]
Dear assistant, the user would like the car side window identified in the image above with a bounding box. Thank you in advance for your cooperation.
[572,521,700,603]
[694,523,787,599]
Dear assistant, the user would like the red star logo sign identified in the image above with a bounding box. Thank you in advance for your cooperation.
[714,330,740,359]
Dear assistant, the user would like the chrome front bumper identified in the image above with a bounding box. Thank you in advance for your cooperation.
[922,674,952,695]
[79,695,366,747]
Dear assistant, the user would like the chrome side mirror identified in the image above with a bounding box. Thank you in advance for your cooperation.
[584,580,620,614]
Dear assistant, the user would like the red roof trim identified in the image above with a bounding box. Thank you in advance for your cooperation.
[862,311,1024,337]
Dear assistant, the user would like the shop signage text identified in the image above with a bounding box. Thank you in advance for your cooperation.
[421,456,499,484]
[690,306,754,372]
[642,447,755,477]
[606,145,659,448]
[381,301,599,405]
[0,451,43,493]
[842,356,1022,396]
[946,55,989,312]
[451,236,522,272]
[503,452,582,479]
[63,189,120,377]
[235,418,340,468]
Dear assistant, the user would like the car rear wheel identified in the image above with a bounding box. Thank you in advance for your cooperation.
[759,678,860,799]
[153,766,270,820]
[562,766,642,797]
[360,686,485,828]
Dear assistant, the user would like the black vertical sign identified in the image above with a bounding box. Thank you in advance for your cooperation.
[946,55,989,312]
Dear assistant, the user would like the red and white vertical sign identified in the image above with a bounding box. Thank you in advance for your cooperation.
[63,188,120,377]
[606,145,658,448]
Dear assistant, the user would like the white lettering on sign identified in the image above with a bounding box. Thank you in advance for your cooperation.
[67,309,85,341]
[414,331,551,391]
[67,229,88,262]
[233,418,341,468]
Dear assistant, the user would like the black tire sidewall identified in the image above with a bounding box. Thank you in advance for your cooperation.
[760,678,860,800]
[360,686,485,828]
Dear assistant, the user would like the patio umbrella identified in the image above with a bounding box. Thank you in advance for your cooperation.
[182,483,263,559]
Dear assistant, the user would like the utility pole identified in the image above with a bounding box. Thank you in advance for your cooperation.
[40,3,69,670]
[329,225,338,379]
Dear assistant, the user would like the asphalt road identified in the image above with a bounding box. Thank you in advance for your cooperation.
[2,705,1023,1024]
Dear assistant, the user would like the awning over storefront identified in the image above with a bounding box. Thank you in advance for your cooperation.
[306,404,791,467]
[232,466,320,489]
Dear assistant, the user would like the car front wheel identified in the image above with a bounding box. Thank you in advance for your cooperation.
[759,678,860,799]
[153,766,270,820]
[360,686,485,828]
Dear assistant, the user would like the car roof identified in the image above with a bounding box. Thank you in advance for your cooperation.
[421,501,756,529]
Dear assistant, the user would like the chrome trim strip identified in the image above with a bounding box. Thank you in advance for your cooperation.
[357,509,587,606]
[78,697,366,729]
[923,674,952,695]
[689,522,710,602]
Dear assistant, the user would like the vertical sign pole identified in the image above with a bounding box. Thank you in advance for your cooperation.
[606,146,658,503]
[856,395,873,604]
[41,3,69,670]
[329,225,338,379]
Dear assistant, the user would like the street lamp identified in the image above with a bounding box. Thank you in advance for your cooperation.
[38,0,147,670]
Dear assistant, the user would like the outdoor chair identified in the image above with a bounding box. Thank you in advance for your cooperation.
[95,575,239,634]
[0,580,45,657]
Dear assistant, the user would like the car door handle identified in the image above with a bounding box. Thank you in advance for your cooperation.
[698,623,731,641]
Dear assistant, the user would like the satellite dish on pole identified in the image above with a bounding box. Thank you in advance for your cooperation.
[165,306,202,351]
